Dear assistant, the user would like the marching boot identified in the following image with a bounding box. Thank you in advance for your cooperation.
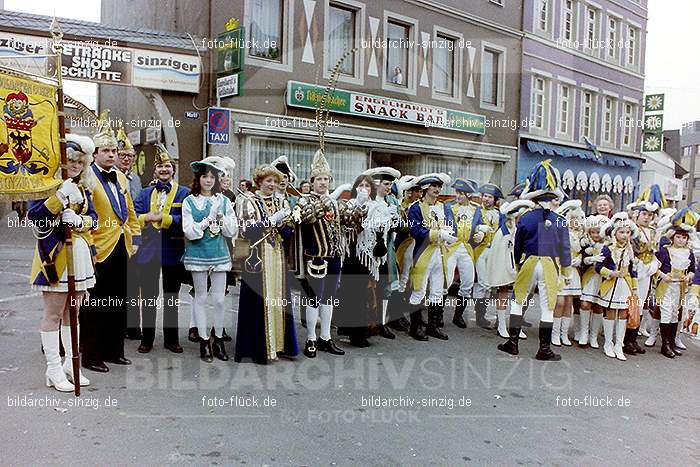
[199,338,213,363]
[496,309,508,338]
[349,328,371,347]
[41,331,74,392]
[212,336,229,361]
[475,298,494,329]
[317,338,345,355]
[638,310,651,337]
[560,317,572,346]
[644,319,660,347]
[551,317,562,346]
[674,322,687,351]
[535,323,562,361]
[409,307,428,341]
[304,340,317,358]
[572,313,581,342]
[602,319,616,358]
[589,313,603,349]
[453,298,467,329]
[613,319,627,361]
[497,314,522,355]
[670,322,683,356]
[436,300,445,328]
[622,328,638,355]
[378,325,395,340]
[60,325,89,387]
[426,306,448,340]
[221,328,232,342]
[659,323,675,359]
[630,328,645,354]
[188,326,200,343]
[578,310,591,347]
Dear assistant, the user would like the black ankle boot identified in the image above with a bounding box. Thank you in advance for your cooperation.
[426,306,448,340]
[212,336,229,361]
[222,328,232,342]
[622,328,637,355]
[453,298,467,328]
[199,338,213,363]
[497,314,522,355]
[630,327,645,354]
[409,308,428,341]
[475,299,494,329]
[378,325,395,339]
[436,300,445,328]
[535,325,561,361]
[317,338,345,355]
[304,339,317,358]
[669,323,683,356]
[188,327,200,343]
[659,323,675,358]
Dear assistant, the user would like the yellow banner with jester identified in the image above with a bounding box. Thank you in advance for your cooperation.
[0,69,61,200]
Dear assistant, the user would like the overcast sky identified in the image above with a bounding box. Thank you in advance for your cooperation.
[4,0,698,130]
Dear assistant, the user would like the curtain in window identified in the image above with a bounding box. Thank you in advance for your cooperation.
[433,38,453,94]
[386,22,408,86]
[424,155,502,195]
[249,137,368,187]
[250,0,283,60]
[482,50,498,105]
[328,5,355,75]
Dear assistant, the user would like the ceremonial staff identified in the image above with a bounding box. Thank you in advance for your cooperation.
[50,17,81,397]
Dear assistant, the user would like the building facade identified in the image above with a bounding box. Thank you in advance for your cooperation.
[519,0,647,212]
[679,121,700,203]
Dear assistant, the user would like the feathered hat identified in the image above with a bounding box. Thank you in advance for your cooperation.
[416,173,451,188]
[602,211,638,240]
[330,182,352,200]
[116,120,134,152]
[153,144,172,166]
[479,182,504,199]
[92,109,118,149]
[191,156,235,176]
[509,181,525,199]
[520,159,565,201]
[66,133,95,164]
[500,199,535,216]
[396,175,420,198]
[630,184,666,213]
[310,149,332,180]
[363,166,401,182]
[658,206,699,240]
[556,199,584,219]
[270,155,298,183]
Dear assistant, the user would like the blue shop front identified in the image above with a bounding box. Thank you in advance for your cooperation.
[518,139,643,214]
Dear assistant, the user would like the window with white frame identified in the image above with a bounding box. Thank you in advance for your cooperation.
[561,0,577,42]
[327,3,357,75]
[621,103,636,147]
[249,0,284,61]
[535,0,551,34]
[607,17,619,61]
[433,34,455,95]
[480,43,506,111]
[557,84,572,136]
[386,20,411,87]
[581,91,595,142]
[603,96,616,145]
[585,6,599,54]
[530,76,548,131]
[627,26,638,68]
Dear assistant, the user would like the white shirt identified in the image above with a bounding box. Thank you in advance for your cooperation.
[96,164,121,211]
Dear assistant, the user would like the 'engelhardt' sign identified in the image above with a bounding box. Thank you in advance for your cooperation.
[286,80,486,135]
[0,32,200,93]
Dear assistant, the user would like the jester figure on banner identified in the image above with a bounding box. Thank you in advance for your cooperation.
[0,70,61,198]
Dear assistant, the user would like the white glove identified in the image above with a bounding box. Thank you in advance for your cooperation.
[61,209,83,227]
[57,179,82,205]
[269,208,291,226]
[439,230,457,245]
[686,293,699,310]
[356,188,370,205]
[571,256,582,267]
[207,197,221,223]
[583,254,605,265]
[473,231,485,244]
[199,218,211,229]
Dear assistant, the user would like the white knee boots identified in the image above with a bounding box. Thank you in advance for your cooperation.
[61,325,90,386]
[41,331,74,392]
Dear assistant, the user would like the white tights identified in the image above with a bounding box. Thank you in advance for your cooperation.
[191,271,227,339]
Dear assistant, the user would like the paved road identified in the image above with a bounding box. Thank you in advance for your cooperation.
[1,213,698,466]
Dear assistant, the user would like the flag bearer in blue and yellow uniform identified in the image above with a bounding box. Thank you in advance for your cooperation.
[443,178,482,329]
[473,182,504,329]
[407,173,455,341]
[498,160,571,361]
[29,134,97,391]
[132,145,190,354]
[80,111,141,373]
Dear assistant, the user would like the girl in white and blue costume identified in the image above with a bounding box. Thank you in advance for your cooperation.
[182,159,238,362]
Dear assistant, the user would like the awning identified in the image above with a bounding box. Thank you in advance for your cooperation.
[526,140,633,167]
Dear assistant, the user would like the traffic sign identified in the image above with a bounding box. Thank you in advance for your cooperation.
[207,108,230,145]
